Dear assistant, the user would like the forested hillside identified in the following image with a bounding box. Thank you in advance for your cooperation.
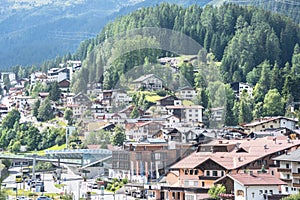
[71,3,300,126]
[210,0,300,24]
[0,0,211,69]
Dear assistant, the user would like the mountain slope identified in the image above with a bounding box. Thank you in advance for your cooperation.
[0,0,211,69]
[209,0,300,24]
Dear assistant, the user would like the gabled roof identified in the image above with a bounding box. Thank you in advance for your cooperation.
[273,148,300,162]
[215,173,287,186]
[244,116,298,127]
[156,95,179,102]
[132,74,162,83]
[170,136,300,170]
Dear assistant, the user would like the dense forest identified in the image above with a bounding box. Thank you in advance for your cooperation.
[217,0,300,24]
[68,3,300,126]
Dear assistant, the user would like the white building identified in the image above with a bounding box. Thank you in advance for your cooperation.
[230,82,253,99]
[215,173,287,200]
[132,74,163,91]
[166,105,203,125]
[273,148,300,194]
[176,87,196,100]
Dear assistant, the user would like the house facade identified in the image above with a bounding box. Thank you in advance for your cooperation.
[273,148,300,194]
[176,87,196,100]
[244,117,298,133]
[156,137,300,200]
[132,74,163,91]
[215,173,287,200]
[111,140,180,182]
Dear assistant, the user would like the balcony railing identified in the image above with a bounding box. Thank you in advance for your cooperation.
[292,173,300,178]
[280,178,292,184]
[199,176,221,180]
[277,168,292,173]
[293,183,300,187]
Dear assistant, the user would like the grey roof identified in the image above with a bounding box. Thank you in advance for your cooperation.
[273,148,300,162]
[132,74,162,83]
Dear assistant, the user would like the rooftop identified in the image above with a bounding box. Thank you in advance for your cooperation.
[216,173,287,186]
[170,136,300,170]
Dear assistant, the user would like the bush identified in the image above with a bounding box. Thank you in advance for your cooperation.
[156,90,167,97]
[122,178,128,184]
[106,183,112,190]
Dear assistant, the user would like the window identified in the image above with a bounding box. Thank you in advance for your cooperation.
[189,169,194,175]
[202,181,205,187]
[221,171,225,176]
[206,171,210,176]
[194,170,198,175]
[287,174,290,179]
[193,181,198,186]
[271,170,274,176]
[184,181,189,187]
[185,169,189,175]
[286,187,289,192]
[212,171,218,176]
[155,153,161,160]
[262,125,265,128]
[186,195,195,200]
[259,190,263,195]
[286,163,290,168]
[269,190,273,195]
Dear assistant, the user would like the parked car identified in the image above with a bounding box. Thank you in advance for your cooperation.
[87,183,98,189]
[36,196,52,200]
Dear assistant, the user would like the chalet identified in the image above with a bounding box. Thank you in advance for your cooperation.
[243,117,298,133]
[158,136,300,200]
[166,105,203,124]
[125,121,164,140]
[132,74,163,91]
[215,173,287,200]
[119,105,144,118]
[30,72,47,85]
[111,90,132,106]
[163,115,180,128]
[156,95,180,106]
[69,92,92,108]
[98,90,113,106]
[176,87,196,100]
[58,79,70,92]
[230,82,253,99]
[165,128,213,144]
[104,113,127,125]
[90,100,106,118]
[273,148,300,194]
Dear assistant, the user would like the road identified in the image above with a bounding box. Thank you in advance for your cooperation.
[2,167,145,200]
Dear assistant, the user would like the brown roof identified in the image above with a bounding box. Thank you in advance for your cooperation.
[220,173,287,186]
[87,145,100,150]
[171,136,300,170]
[244,116,298,127]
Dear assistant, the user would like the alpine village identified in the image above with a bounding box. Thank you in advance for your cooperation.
[1,1,300,200]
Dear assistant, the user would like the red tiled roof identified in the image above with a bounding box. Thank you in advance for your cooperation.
[171,136,300,170]
[226,173,287,186]
[87,145,100,150]
[244,116,298,127]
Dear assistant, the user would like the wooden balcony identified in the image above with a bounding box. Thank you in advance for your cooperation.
[280,178,292,184]
[293,183,300,188]
[292,173,300,178]
[277,168,292,173]
[198,176,221,181]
